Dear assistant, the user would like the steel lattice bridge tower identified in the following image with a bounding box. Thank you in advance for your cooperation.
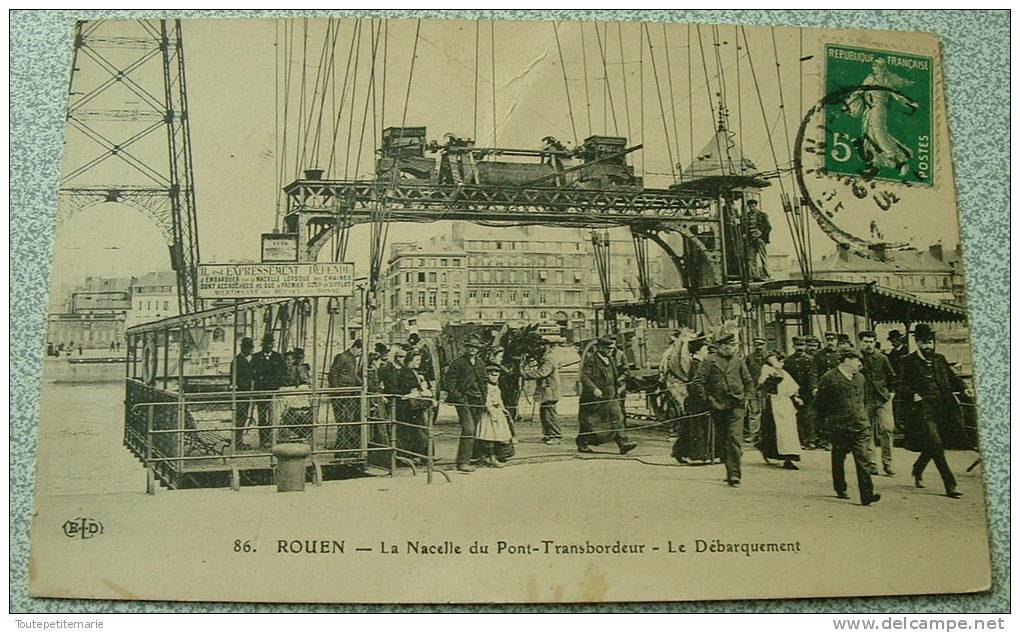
[59,19,201,314]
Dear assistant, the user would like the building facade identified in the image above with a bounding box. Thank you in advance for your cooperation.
[377,222,667,338]
[126,271,179,328]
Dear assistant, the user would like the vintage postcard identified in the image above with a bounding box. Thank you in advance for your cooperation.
[28,15,991,603]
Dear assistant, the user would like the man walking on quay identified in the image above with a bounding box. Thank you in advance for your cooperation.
[445,335,487,473]
[250,333,287,449]
[784,336,818,449]
[328,339,363,453]
[521,343,563,444]
[899,324,965,499]
[816,348,881,506]
[691,333,753,487]
[858,331,897,476]
[577,335,637,455]
[230,336,256,449]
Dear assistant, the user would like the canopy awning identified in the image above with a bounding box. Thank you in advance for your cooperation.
[609,280,967,324]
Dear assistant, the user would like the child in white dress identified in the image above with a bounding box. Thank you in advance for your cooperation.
[476,363,513,468]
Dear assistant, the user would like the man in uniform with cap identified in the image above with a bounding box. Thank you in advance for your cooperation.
[444,335,488,472]
[858,331,897,475]
[691,333,754,487]
[815,347,881,505]
[784,336,818,449]
[577,335,637,455]
[744,336,769,443]
[813,332,841,378]
[899,324,965,498]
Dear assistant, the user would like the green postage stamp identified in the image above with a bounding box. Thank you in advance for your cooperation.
[824,44,934,186]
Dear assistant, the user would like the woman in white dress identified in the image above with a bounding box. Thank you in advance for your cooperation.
[757,350,804,470]
[475,363,513,468]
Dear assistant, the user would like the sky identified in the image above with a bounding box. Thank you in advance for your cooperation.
[52,16,962,296]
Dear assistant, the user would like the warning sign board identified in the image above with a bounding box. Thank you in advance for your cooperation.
[197,263,355,299]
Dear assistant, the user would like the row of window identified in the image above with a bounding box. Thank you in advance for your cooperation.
[397,271,462,285]
[134,285,174,294]
[394,256,463,269]
[467,269,585,284]
[136,300,171,311]
[465,240,585,253]
[469,309,588,321]
[402,290,463,309]
[465,288,588,306]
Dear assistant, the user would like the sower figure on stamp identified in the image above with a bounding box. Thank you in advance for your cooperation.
[691,333,754,487]
[899,324,966,499]
[328,339,363,454]
[815,348,881,506]
[444,335,487,473]
[249,333,287,449]
[858,331,897,476]
[230,336,255,449]
[576,335,637,456]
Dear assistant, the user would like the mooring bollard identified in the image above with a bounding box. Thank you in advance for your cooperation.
[273,443,310,492]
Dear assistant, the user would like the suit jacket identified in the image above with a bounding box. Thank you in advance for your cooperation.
[231,353,254,391]
[860,349,896,405]
[815,367,868,432]
[691,353,753,411]
[328,349,362,388]
[445,354,486,404]
[250,350,287,391]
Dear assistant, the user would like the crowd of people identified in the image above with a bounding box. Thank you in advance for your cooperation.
[228,322,973,505]
[658,323,973,505]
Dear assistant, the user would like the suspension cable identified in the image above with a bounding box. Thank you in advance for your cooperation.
[473,20,480,141]
[579,22,593,138]
[616,22,632,143]
[343,20,364,179]
[326,19,359,177]
[490,20,497,146]
[553,21,579,146]
[593,22,619,135]
[352,19,382,179]
[294,18,308,179]
[662,23,682,177]
[642,22,676,184]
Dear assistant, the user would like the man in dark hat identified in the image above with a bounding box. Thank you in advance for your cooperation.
[690,333,754,487]
[230,336,256,449]
[444,334,488,472]
[784,336,818,449]
[250,333,287,448]
[858,331,897,476]
[899,324,965,498]
[743,336,769,443]
[815,348,881,506]
[576,335,637,455]
[885,329,909,439]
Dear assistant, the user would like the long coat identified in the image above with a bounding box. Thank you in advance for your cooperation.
[577,351,625,445]
[231,353,254,391]
[898,351,966,452]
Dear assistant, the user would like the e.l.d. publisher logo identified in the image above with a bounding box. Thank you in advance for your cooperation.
[62,517,104,539]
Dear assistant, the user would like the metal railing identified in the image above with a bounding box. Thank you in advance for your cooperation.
[125,380,443,493]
